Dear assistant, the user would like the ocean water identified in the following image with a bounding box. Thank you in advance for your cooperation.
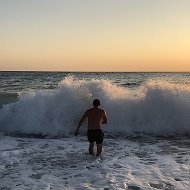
[0,72,190,190]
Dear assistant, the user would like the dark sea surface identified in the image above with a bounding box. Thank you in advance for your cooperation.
[1,71,190,105]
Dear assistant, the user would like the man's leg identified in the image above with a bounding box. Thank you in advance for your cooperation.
[89,143,94,155]
[96,143,102,157]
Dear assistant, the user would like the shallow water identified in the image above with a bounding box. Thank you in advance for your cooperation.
[0,134,189,190]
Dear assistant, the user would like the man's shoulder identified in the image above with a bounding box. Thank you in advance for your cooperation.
[87,107,106,113]
[85,109,90,113]
[99,108,106,113]
[86,108,93,113]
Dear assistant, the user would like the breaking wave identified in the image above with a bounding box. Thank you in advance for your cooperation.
[0,76,190,136]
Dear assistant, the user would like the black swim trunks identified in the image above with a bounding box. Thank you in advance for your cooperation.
[87,129,104,144]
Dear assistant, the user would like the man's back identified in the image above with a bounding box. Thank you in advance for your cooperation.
[75,99,107,156]
[86,108,107,130]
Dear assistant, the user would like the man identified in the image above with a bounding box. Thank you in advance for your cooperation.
[75,99,108,157]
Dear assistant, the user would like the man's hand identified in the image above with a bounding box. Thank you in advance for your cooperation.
[74,131,78,137]
[102,120,107,124]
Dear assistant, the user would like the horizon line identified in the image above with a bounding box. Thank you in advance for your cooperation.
[0,70,190,73]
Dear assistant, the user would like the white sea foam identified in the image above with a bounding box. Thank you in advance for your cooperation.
[0,135,189,190]
[0,76,190,136]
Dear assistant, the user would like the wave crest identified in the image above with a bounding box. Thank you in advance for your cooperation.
[0,76,190,136]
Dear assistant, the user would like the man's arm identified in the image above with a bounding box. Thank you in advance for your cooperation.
[75,111,88,136]
[102,111,108,124]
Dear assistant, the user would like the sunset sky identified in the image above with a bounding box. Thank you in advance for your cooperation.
[1,0,190,71]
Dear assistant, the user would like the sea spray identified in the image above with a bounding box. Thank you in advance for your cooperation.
[0,76,190,136]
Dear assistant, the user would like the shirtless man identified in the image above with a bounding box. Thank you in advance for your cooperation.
[75,99,108,157]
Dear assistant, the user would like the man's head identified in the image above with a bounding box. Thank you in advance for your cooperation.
[93,99,100,107]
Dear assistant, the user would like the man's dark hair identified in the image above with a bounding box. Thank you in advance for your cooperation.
[93,99,100,107]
